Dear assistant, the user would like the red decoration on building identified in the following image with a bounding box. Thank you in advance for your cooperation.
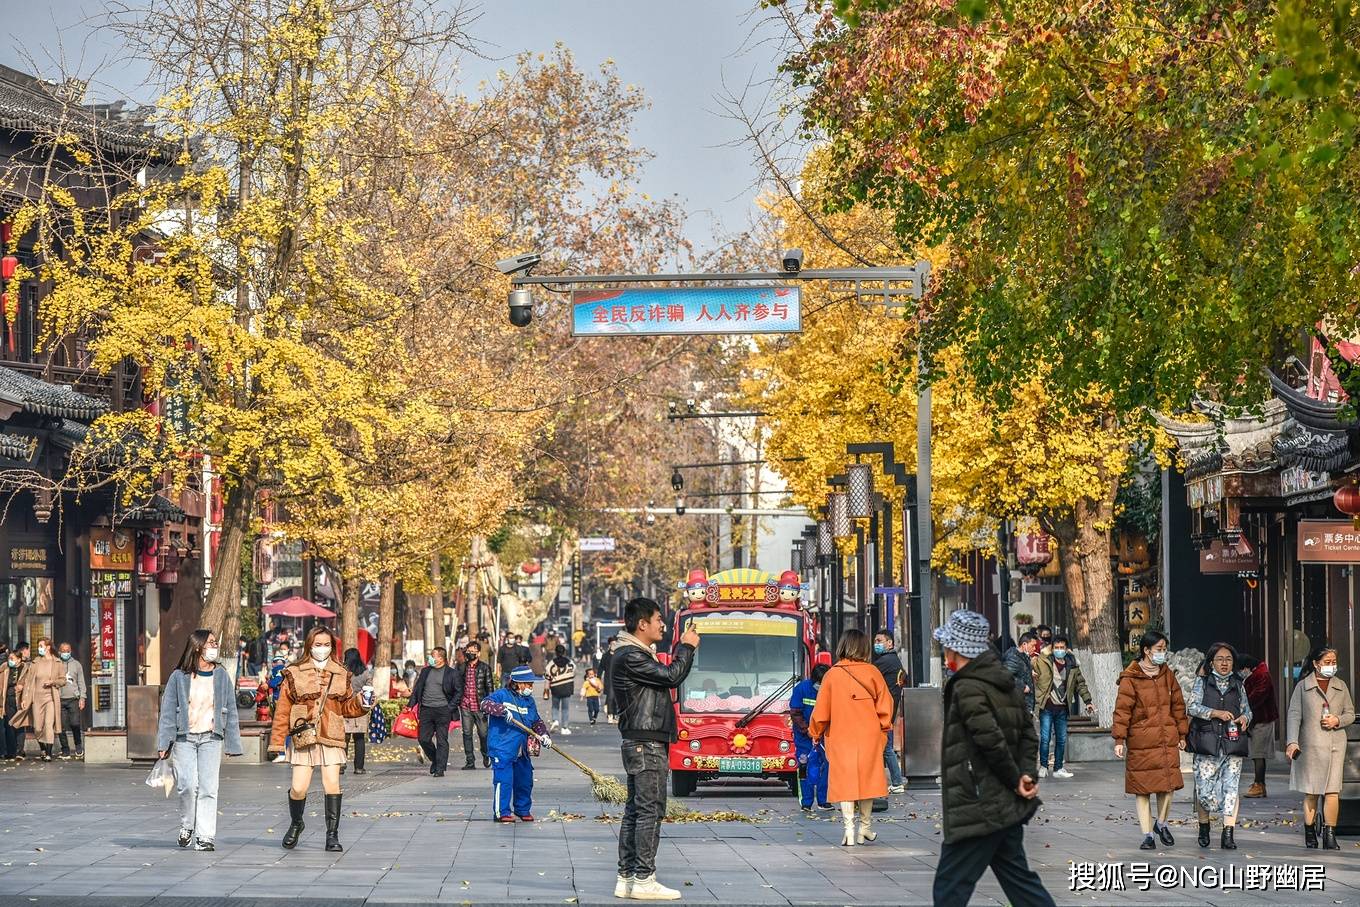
[1334,483,1360,528]
[0,255,15,280]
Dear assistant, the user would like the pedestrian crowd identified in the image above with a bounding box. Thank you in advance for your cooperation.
[70,598,1345,907]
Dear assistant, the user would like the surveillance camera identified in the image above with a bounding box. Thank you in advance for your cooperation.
[781,248,804,273]
[496,252,542,276]
[508,287,533,327]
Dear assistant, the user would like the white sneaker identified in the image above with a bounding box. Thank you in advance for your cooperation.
[272,753,288,764]
[562,727,572,736]
[1052,768,1074,779]
[550,721,560,731]
[614,875,634,898]
[1037,767,1048,778]
[629,876,681,901]
[888,784,905,794]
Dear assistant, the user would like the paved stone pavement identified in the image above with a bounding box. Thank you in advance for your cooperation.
[0,718,1355,906]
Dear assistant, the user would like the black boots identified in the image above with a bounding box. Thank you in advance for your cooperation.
[282,795,306,849]
[1198,823,1210,848]
[1221,827,1236,850]
[325,793,344,852]
[1155,820,1175,847]
[1323,825,1340,850]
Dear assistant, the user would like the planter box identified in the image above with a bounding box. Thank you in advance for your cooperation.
[84,730,128,764]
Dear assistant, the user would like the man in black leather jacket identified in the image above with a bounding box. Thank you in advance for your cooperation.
[458,641,494,769]
[609,597,699,900]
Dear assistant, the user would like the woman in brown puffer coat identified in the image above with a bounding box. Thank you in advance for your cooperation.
[1112,630,1188,851]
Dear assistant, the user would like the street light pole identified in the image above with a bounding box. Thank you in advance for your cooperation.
[916,382,934,685]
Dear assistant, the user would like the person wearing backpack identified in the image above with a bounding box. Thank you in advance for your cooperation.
[932,610,1053,907]
[544,644,576,735]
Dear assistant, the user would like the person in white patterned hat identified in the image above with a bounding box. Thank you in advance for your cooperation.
[931,610,1053,907]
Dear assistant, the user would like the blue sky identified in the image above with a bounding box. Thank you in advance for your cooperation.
[2,0,784,248]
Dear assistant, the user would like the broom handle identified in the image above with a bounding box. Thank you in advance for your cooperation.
[505,714,598,776]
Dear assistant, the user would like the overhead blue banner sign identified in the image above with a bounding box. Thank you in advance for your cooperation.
[571,286,802,336]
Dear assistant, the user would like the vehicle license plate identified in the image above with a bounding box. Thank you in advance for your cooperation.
[718,757,762,773]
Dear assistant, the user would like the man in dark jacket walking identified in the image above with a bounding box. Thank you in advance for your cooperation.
[1003,631,1040,713]
[609,599,698,901]
[872,630,906,793]
[408,648,461,777]
[933,610,1053,907]
[458,641,493,769]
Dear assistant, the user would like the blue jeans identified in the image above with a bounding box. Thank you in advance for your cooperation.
[172,732,223,841]
[884,729,904,787]
[1039,708,1068,771]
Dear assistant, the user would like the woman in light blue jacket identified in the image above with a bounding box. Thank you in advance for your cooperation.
[157,629,243,851]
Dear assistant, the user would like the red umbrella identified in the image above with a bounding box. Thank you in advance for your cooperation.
[262,596,336,618]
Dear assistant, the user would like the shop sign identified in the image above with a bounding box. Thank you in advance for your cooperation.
[1199,539,1259,573]
[1298,520,1360,563]
[99,598,117,658]
[89,528,134,571]
[1186,475,1224,509]
[8,545,49,574]
[1281,466,1330,499]
[1126,602,1150,627]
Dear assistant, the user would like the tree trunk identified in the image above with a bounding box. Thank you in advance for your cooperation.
[199,474,257,637]
[465,539,482,636]
[221,561,243,681]
[340,547,359,653]
[373,570,396,700]
[430,552,445,652]
[1048,493,1122,728]
[525,532,575,630]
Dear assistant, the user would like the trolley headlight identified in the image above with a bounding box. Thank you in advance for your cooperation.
[682,757,692,767]
[689,739,701,752]
[778,740,790,753]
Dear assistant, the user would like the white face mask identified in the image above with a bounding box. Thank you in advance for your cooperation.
[36,646,46,657]
[203,647,220,663]
[1320,664,1338,678]
[1150,651,1167,665]
[311,646,332,663]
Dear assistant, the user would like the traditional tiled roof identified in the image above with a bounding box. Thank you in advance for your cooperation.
[0,366,107,421]
[117,493,188,525]
[0,65,159,157]
[0,432,36,461]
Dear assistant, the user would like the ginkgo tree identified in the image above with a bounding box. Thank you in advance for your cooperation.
[743,149,1147,721]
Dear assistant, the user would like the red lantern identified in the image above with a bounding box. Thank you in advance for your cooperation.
[0,222,10,245]
[1335,484,1360,527]
[520,561,541,575]
[0,256,15,281]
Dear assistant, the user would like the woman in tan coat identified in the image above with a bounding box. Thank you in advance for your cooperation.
[14,637,65,762]
[809,628,894,847]
[268,626,372,852]
[1285,645,1355,850]
[1111,630,1188,851]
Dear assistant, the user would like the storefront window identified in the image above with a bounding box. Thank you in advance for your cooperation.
[0,577,54,648]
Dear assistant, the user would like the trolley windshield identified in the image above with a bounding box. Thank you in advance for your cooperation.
[679,610,803,713]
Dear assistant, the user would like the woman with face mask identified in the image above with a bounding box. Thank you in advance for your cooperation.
[1111,630,1188,851]
[0,649,26,759]
[156,629,242,850]
[268,626,373,851]
[13,637,65,762]
[1185,642,1251,850]
[1285,644,1355,849]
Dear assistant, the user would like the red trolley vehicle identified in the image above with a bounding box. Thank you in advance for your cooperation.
[667,567,816,797]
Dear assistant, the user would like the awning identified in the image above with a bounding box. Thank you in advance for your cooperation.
[262,596,335,619]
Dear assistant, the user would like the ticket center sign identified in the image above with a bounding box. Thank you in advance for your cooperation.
[572,286,802,336]
[1298,520,1360,562]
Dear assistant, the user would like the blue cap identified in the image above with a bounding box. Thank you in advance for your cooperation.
[510,665,540,684]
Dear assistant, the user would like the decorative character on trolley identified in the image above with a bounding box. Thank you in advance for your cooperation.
[777,570,802,604]
[480,665,552,823]
[685,568,710,604]
[790,651,833,812]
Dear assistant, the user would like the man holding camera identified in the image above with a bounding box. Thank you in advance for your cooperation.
[609,598,699,901]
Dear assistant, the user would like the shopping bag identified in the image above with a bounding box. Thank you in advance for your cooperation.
[145,756,175,797]
[393,705,420,739]
[369,702,389,744]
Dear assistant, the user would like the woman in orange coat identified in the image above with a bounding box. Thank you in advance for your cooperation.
[809,628,894,846]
